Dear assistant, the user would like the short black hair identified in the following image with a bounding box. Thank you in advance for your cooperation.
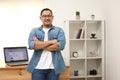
[40,8,53,16]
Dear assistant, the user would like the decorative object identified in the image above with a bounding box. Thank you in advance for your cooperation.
[72,51,78,58]
[91,14,95,20]
[89,50,96,56]
[74,70,79,76]
[90,32,97,39]
[89,49,98,57]
[89,69,97,75]
[91,33,96,38]
[76,11,80,20]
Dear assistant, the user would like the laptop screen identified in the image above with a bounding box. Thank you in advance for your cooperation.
[4,47,28,63]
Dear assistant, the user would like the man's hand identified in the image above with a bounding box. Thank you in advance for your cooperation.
[50,39,57,44]
[33,37,58,50]
[33,37,40,50]
[44,39,59,51]
[33,37,39,41]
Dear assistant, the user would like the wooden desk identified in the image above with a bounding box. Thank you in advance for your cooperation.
[0,65,31,80]
[59,66,70,80]
[0,65,70,80]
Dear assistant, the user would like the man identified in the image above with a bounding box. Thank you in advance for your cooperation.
[26,8,66,80]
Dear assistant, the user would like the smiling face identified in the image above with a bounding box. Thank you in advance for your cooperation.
[40,10,54,28]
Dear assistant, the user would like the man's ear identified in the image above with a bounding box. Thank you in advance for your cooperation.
[52,16,54,19]
[39,16,42,20]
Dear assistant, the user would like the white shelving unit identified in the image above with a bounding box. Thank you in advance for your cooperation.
[64,20,105,80]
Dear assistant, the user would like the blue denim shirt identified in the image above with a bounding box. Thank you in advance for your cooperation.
[26,25,66,74]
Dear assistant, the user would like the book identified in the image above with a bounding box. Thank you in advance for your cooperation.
[80,27,85,39]
[76,28,82,39]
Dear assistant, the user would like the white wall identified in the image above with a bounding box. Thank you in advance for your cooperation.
[0,0,45,61]
[104,0,120,80]
[46,0,105,27]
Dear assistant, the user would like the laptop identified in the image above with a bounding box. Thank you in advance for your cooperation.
[4,46,29,66]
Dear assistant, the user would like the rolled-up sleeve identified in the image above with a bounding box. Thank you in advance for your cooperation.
[57,28,66,50]
[28,28,36,49]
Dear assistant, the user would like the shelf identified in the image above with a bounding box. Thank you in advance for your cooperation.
[70,78,85,80]
[70,75,86,78]
[70,57,86,60]
[87,77,102,80]
[70,40,85,58]
[70,39,85,41]
[87,59,102,76]
[87,75,102,78]
[64,20,104,80]
[70,59,85,76]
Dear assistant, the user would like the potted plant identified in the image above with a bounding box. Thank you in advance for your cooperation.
[91,14,95,20]
[76,11,80,20]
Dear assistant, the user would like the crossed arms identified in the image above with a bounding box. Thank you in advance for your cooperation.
[33,37,60,51]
